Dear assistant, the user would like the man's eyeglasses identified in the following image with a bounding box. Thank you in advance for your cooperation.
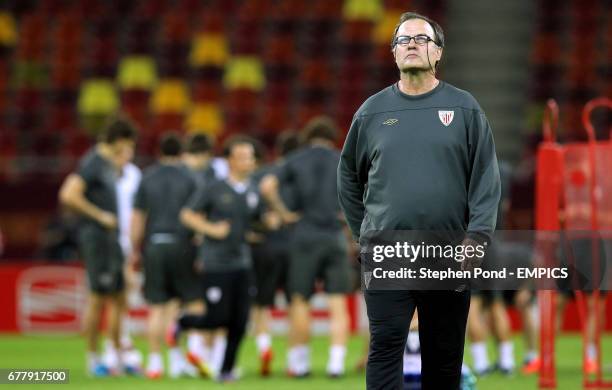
[393,34,435,47]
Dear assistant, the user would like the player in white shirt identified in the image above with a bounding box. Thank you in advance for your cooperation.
[102,162,144,374]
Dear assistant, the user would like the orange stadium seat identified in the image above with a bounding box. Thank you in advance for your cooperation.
[189,33,230,68]
[150,79,191,114]
[0,12,18,48]
[185,102,224,137]
[372,9,403,45]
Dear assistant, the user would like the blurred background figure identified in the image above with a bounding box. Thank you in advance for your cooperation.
[0,1,609,389]
[261,117,351,378]
[249,130,300,376]
[58,118,137,376]
[39,208,79,261]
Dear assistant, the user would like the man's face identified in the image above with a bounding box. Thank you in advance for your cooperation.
[228,143,255,177]
[393,18,442,73]
[111,139,135,168]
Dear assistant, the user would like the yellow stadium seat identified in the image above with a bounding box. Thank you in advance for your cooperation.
[150,79,191,114]
[185,103,224,137]
[117,56,157,90]
[342,0,383,22]
[77,79,119,115]
[189,33,229,67]
[222,56,265,91]
[372,9,403,44]
[0,12,17,46]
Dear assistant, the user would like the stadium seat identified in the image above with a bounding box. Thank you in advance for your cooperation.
[125,20,157,55]
[311,0,342,19]
[0,11,17,48]
[77,79,119,116]
[53,13,82,50]
[121,88,150,128]
[259,104,290,136]
[237,0,272,20]
[223,88,259,112]
[89,37,118,77]
[372,9,403,45]
[150,79,191,114]
[197,12,226,34]
[11,60,48,89]
[189,33,230,68]
[263,35,295,66]
[117,56,157,90]
[150,112,185,135]
[51,63,80,90]
[384,0,410,8]
[342,0,383,22]
[223,57,266,91]
[185,102,224,137]
[161,10,191,44]
[175,0,202,15]
[192,80,222,102]
[299,59,332,89]
[46,104,77,133]
[133,0,167,21]
[340,20,374,56]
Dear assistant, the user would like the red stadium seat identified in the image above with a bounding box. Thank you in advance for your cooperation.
[121,88,150,128]
[299,59,332,89]
[192,80,222,102]
[263,36,295,66]
[161,10,192,44]
[311,0,342,19]
[46,104,77,133]
[150,113,185,135]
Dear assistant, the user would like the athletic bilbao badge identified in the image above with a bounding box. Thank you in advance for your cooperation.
[438,110,454,126]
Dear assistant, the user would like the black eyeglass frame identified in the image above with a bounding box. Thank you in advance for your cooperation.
[392,34,439,47]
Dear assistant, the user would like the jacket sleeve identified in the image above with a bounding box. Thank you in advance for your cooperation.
[466,111,501,244]
[337,114,370,240]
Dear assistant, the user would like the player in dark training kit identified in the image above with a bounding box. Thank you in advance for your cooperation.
[129,133,204,378]
[260,117,352,377]
[173,135,267,382]
[182,133,218,185]
[337,12,501,390]
[250,131,300,376]
[59,118,137,376]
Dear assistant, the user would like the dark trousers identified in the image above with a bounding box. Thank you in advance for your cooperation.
[179,269,253,374]
[365,290,470,390]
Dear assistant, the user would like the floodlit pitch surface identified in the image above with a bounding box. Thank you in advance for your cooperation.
[0,334,609,389]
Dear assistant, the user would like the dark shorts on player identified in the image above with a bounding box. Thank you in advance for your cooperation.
[201,269,256,321]
[78,226,125,294]
[252,242,289,306]
[288,231,351,300]
[556,236,609,295]
[471,289,517,307]
[143,238,201,304]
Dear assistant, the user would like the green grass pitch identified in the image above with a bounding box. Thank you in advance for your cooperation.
[0,333,610,389]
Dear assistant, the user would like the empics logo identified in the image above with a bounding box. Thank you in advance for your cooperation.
[382,118,399,126]
[438,110,454,126]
